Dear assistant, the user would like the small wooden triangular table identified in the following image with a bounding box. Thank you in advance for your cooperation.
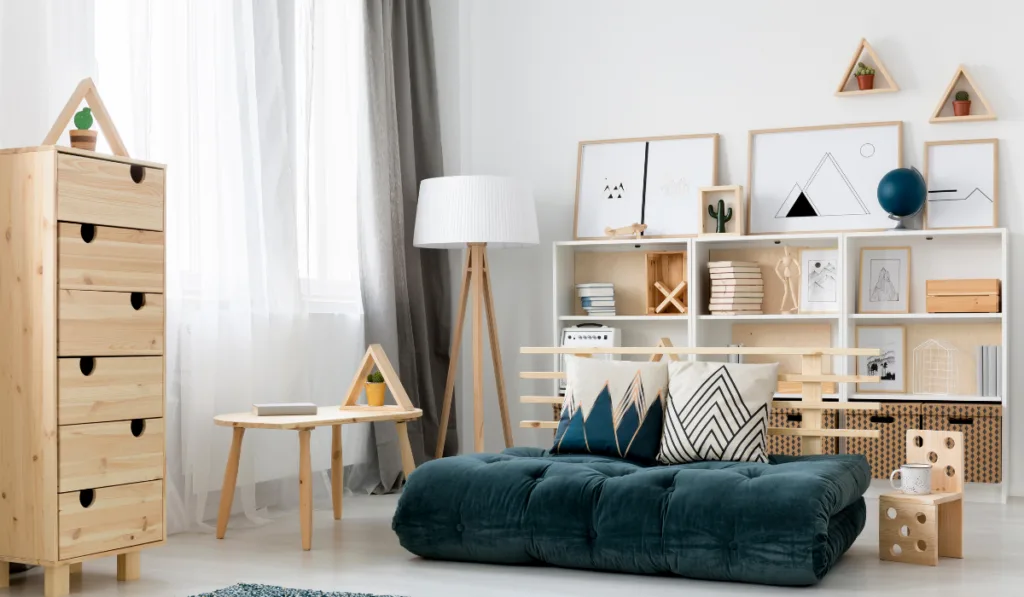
[213,345,422,550]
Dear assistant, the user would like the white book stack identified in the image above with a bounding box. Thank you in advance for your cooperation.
[576,283,615,316]
[976,345,1002,397]
[708,261,764,315]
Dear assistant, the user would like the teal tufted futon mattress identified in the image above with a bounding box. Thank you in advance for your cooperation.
[392,448,870,586]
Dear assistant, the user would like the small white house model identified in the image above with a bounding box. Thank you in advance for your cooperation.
[913,339,958,395]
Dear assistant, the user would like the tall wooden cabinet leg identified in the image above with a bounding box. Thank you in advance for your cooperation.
[117,552,140,581]
[435,249,471,459]
[299,428,313,551]
[69,563,83,575]
[216,427,245,539]
[396,421,416,479]
[0,562,9,588]
[44,564,70,597]
[331,424,343,520]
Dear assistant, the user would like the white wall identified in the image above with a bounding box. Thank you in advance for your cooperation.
[432,0,1023,494]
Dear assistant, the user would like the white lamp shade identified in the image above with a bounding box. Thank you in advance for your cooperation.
[413,175,539,249]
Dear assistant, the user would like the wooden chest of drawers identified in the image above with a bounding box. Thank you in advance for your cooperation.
[0,147,165,595]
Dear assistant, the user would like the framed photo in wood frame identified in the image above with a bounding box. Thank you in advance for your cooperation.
[924,138,999,230]
[798,248,839,314]
[856,325,907,393]
[858,246,910,314]
[746,121,902,234]
[573,134,718,239]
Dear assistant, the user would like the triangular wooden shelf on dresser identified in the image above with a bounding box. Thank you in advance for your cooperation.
[835,38,899,96]
[930,65,997,123]
[41,77,130,157]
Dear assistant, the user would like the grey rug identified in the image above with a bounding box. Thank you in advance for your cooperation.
[192,585,403,597]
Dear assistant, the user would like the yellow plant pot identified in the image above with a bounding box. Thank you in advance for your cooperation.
[365,382,386,407]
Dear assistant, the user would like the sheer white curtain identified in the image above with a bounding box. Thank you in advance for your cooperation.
[94,0,370,532]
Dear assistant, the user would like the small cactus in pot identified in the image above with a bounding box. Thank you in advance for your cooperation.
[708,199,733,234]
[953,90,971,117]
[70,107,97,151]
[365,370,387,407]
[854,62,875,90]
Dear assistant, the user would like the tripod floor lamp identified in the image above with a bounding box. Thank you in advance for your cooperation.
[413,176,539,456]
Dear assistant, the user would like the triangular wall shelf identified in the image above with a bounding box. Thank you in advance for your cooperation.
[42,78,130,157]
[835,38,899,96]
[341,344,415,411]
[930,65,997,123]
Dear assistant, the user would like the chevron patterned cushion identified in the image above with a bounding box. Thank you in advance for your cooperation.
[659,361,778,464]
[552,356,668,463]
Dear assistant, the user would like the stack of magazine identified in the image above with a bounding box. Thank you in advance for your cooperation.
[576,283,615,316]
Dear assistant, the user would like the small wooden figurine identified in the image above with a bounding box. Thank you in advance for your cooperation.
[604,222,647,240]
[775,246,800,313]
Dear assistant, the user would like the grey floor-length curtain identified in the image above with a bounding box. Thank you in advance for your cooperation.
[355,0,453,491]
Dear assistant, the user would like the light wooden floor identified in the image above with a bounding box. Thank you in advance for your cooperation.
[4,494,1023,596]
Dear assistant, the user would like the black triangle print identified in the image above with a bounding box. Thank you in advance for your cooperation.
[786,192,818,217]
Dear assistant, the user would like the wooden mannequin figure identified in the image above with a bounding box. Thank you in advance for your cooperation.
[775,246,800,313]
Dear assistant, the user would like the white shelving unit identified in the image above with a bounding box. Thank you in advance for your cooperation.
[550,228,1009,501]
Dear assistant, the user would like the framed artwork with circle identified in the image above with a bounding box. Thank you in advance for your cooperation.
[798,248,839,313]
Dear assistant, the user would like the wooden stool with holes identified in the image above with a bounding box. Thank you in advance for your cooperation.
[879,430,964,566]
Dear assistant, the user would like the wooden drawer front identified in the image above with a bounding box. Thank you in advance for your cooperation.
[59,480,163,559]
[59,418,165,492]
[58,290,163,356]
[59,357,164,425]
[59,223,164,293]
[57,153,164,231]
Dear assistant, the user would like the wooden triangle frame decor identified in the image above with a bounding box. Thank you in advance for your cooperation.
[835,38,899,96]
[341,344,415,411]
[929,65,997,123]
[648,337,681,363]
[42,77,130,157]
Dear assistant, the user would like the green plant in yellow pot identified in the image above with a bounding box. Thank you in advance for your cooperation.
[365,370,386,407]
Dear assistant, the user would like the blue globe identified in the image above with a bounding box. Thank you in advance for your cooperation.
[877,167,926,218]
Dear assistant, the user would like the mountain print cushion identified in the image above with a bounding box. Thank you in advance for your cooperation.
[658,361,778,465]
[552,357,668,463]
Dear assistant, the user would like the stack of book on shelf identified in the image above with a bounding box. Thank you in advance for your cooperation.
[576,283,615,316]
[976,345,1002,397]
[708,261,764,315]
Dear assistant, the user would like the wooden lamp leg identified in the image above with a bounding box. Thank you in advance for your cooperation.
[470,243,486,453]
[435,249,471,458]
[481,247,513,448]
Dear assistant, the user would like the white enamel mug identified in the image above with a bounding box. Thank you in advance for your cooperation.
[889,463,932,495]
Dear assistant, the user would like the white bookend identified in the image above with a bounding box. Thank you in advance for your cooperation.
[252,402,319,416]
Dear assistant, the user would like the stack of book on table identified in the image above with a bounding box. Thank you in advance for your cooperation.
[576,283,615,316]
[708,261,764,315]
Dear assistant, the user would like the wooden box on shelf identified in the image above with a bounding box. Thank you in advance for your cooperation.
[646,251,687,315]
[925,279,1000,313]
[698,185,744,236]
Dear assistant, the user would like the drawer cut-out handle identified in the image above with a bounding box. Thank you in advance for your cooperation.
[131,292,146,310]
[79,489,95,509]
[130,419,146,437]
[80,224,96,243]
[949,417,974,425]
[130,164,146,184]
[786,414,802,422]
[870,415,895,424]
[79,357,95,376]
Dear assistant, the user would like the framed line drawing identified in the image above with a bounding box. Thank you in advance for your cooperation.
[747,121,902,234]
[858,246,910,314]
[856,325,907,393]
[924,139,998,230]
[798,248,839,314]
[573,134,718,239]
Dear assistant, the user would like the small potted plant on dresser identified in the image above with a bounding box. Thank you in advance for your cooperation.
[953,90,971,116]
[366,370,386,406]
[854,62,875,90]
[69,107,96,150]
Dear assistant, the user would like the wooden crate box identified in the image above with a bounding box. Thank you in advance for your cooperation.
[922,403,1002,483]
[769,408,838,455]
[846,403,921,479]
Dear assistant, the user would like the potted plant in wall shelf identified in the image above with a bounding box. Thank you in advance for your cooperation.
[854,62,875,90]
[69,107,96,151]
[953,90,971,116]
[366,370,386,407]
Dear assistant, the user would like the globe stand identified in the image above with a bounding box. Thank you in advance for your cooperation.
[888,203,923,230]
